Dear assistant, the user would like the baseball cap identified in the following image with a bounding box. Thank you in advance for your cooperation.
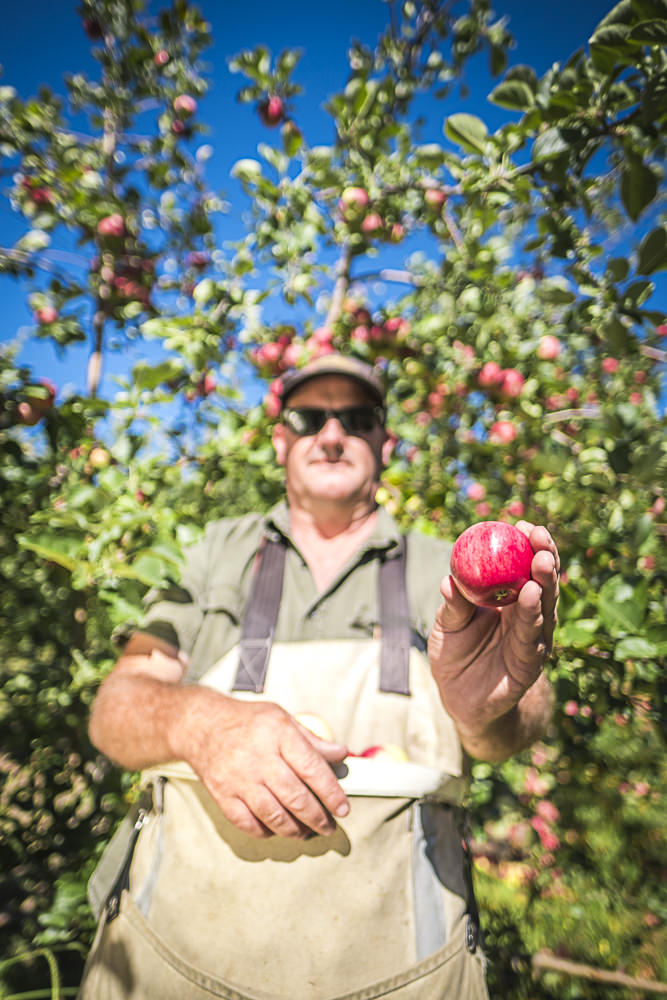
[279,354,386,407]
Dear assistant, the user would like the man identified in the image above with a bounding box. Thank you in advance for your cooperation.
[79,353,559,999]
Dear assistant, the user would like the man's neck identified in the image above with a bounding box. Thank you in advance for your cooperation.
[287,503,379,592]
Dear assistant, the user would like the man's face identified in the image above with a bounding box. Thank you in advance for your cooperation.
[272,375,392,513]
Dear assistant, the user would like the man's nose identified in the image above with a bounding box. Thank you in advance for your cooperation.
[317,414,347,443]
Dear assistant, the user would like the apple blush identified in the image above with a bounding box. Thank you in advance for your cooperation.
[450,521,534,607]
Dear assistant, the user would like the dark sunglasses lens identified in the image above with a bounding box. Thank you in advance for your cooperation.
[283,406,383,436]
[283,409,325,435]
[341,407,378,432]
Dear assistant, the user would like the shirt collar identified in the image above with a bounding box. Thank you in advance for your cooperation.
[264,499,402,557]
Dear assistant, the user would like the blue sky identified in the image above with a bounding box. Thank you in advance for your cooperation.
[2,0,661,401]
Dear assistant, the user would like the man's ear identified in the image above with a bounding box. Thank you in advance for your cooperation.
[272,422,288,466]
[381,430,395,467]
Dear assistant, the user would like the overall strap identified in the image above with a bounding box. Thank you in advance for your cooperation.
[378,536,411,695]
[233,532,412,695]
[233,535,286,692]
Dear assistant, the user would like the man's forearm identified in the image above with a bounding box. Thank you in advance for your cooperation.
[452,672,553,763]
[88,669,217,771]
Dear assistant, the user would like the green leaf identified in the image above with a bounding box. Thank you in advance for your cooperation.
[602,317,633,352]
[598,575,648,634]
[17,532,81,571]
[415,143,446,168]
[637,226,667,274]
[614,636,659,659]
[230,158,263,182]
[628,19,667,43]
[129,554,170,587]
[193,278,215,304]
[557,618,599,648]
[532,128,569,162]
[605,257,630,282]
[620,159,658,221]
[489,80,535,111]
[444,113,488,155]
[132,360,182,390]
[623,279,654,308]
[589,23,636,72]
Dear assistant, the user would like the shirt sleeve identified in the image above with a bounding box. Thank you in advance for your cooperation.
[112,512,267,661]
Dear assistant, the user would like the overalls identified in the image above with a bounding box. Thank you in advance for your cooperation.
[79,535,489,999]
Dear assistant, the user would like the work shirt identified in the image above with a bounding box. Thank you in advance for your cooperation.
[136,501,453,682]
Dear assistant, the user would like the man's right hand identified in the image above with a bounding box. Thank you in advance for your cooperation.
[177,688,350,839]
[88,633,350,841]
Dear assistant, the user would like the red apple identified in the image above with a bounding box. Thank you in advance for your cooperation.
[89,446,111,469]
[537,335,561,360]
[359,744,408,762]
[489,420,517,445]
[450,520,534,607]
[478,361,503,388]
[424,187,446,208]
[173,94,197,116]
[258,95,284,126]
[466,481,486,502]
[82,16,103,39]
[338,186,369,218]
[35,306,58,325]
[361,212,384,236]
[154,49,169,67]
[499,368,525,399]
[97,213,126,238]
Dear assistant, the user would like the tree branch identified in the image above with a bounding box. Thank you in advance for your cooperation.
[354,268,422,286]
[531,951,667,994]
[325,242,353,328]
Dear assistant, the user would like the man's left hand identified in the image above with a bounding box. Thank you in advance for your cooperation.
[427,522,559,760]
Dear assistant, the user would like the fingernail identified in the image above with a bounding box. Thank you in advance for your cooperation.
[335,801,350,818]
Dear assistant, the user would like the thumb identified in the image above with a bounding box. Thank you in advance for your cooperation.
[435,574,477,633]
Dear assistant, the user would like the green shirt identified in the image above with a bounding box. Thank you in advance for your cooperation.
[136,501,453,683]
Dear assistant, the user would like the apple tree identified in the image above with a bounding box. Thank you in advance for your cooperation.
[1,0,666,996]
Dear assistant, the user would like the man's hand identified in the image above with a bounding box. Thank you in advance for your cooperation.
[428,522,559,760]
[88,634,350,841]
[178,691,350,840]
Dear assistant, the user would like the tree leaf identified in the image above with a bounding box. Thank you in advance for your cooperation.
[628,19,667,43]
[489,80,535,111]
[17,532,81,571]
[444,113,488,154]
[606,257,630,282]
[532,128,569,162]
[620,159,658,220]
[614,636,660,659]
[637,226,667,274]
[599,575,648,634]
[557,618,599,648]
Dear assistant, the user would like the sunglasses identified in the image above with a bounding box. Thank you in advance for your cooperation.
[282,405,386,437]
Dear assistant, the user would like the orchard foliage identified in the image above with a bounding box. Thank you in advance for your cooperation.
[1,0,666,996]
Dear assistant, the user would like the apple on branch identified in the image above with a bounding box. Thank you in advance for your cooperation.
[337,186,369,220]
[97,214,126,238]
[450,520,534,607]
[258,95,284,127]
[34,306,59,325]
[173,94,198,116]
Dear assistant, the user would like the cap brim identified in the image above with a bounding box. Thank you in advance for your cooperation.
[280,354,385,406]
